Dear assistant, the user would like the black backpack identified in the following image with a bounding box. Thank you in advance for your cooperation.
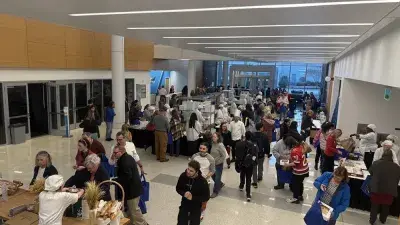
[243,142,258,168]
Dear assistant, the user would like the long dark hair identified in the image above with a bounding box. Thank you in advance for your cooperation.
[189,113,198,128]
[171,109,180,121]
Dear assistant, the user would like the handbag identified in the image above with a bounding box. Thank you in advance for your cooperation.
[361,175,371,197]
[277,167,292,184]
[146,122,155,131]
[304,201,329,225]
[138,197,147,214]
[141,174,150,202]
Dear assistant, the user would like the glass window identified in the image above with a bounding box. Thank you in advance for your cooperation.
[49,86,57,129]
[275,65,290,89]
[7,86,27,117]
[305,65,323,99]
[59,85,67,126]
[289,65,307,95]
[91,80,103,121]
[75,83,88,123]
[68,84,74,125]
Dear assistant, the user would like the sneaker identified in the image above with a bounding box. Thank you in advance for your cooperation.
[298,196,304,202]
[239,185,244,191]
[258,177,263,182]
[274,185,284,190]
[210,193,218,198]
[247,195,252,202]
[286,198,300,204]
[227,165,231,169]
[252,183,258,188]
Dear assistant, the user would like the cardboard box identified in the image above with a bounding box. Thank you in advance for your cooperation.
[5,211,38,225]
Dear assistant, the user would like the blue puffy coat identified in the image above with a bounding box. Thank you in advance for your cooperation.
[313,172,351,220]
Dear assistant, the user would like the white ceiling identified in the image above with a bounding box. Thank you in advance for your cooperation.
[2,0,400,63]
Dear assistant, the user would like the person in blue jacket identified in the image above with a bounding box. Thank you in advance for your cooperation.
[105,101,116,141]
[311,166,351,225]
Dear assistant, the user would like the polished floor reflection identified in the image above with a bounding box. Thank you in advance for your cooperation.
[0,126,397,225]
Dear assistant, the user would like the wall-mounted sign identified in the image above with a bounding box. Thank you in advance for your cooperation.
[384,88,391,101]
[136,84,146,99]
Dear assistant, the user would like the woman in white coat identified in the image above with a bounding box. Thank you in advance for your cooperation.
[373,140,399,165]
[215,104,225,124]
[351,124,378,169]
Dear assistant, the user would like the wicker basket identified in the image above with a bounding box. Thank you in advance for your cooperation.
[97,180,125,219]
[0,180,23,196]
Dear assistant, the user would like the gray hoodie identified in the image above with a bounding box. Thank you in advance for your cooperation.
[272,139,290,162]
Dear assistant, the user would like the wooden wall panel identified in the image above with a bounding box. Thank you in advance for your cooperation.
[124,38,154,70]
[66,55,93,69]
[65,28,94,57]
[0,14,26,30]
[26,19,65,46]
[28,42,66,68]
[92,33,111,69]
[0,27,28,67]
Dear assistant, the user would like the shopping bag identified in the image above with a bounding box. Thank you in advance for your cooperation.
[141,174,150,202]
[304,201,329,225]
[277,168,292,184]
[139,197,147,214]
[361,175,371,197]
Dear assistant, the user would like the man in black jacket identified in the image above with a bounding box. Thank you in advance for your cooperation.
[235,131,258,202]
[176,160,210,225]
[252,123,270,187]
[113,146,148,225]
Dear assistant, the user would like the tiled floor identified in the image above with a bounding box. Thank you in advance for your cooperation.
[0,126,397,225]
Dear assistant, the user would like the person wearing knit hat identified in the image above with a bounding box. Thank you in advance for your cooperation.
[351,124,378,169]
[387,134,400,164]
[39,175,84,225]
[373,140,398,165]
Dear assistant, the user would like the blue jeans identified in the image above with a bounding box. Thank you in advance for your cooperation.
[172,139,181,156]
[212,164,224,194]
[106,122,113,139]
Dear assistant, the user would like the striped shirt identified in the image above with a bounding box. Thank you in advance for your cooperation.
[321,179,340,205]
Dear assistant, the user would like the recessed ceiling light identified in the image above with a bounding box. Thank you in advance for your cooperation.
[127,23,373,30]
[206,46,346,49]
[188,42,351,45]
[164,35,359,39]
[70,1,399,16]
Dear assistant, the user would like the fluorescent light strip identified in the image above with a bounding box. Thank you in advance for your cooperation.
[222,50,341,52]
[239,55,335,57]
[128,23,373,30]
[235,53,338,56]
[188,42,351,45]
[70,1,399,16]
[164,35,359,39]
[206,46,345,49]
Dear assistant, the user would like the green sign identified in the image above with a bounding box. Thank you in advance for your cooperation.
[384,88,392,101]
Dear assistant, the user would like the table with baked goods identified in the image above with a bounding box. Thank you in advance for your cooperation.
[335,159,400,217]
[0,189,130,225]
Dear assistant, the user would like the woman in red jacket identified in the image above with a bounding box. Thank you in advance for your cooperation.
[322,129,343,173]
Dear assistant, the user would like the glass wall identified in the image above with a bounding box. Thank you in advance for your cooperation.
[215,61,325,99]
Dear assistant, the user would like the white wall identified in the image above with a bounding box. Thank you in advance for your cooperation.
[0,69,151,107]
[334,21,400,88]
[337,78,400,137]
[170,71,188,92]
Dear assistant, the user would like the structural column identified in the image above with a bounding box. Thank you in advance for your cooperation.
[222,61,229,88]
[187,60,196,96]
[111,35,125,127]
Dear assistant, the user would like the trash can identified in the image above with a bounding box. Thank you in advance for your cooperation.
[9,123,26,144]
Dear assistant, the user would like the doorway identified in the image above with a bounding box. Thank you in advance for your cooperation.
[28,83,49,137]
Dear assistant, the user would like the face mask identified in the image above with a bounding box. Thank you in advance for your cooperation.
[200,152,207,157]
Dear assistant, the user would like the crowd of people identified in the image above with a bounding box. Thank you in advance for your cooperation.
[28,87,400,225]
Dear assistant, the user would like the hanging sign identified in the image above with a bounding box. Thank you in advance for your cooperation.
[384,88,391,101]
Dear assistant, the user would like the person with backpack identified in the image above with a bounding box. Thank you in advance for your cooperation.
[235,131,259,202]
[251,123,270,188]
